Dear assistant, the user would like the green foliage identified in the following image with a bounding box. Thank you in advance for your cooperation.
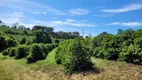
[15,45,30,59]
[55,38,92,74]
[27,44,44,63]
[53,31,80,39]
[118,45,142,65]
[27,43,55,63]
[92,34,119,60]
[134,38,142,48]
[0,25,33,36]
[25,40,33,45]
[35,31,52,44]
[20,37,26,44]
[2,48,10,56]
[0,35,17,52]
[92,29,142,64]
[54,39,60,43]
[9,47,16,57]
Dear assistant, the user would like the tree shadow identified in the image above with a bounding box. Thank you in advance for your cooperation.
[71,61,104,76]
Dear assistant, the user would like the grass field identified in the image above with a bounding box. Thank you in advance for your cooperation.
[0,49,142,80]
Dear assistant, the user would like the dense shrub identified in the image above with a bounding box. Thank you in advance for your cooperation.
[91,29,142,64]
[55,38,92,74]
[2,48,10,56]
[0,36,17,52]
[25,40,33,45]
[20,37,26,44]
[15,45,30,59]
[32,44,43,59]
[55,39,60,43]
[35,31,52,44]
[134,38,142,48]
[9,47,16,57]
[27,43,55,63]
[118,45,142,65]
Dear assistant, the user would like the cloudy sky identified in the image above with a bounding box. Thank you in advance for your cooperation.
[0,0,142,36]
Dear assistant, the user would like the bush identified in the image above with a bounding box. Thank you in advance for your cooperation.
[55,38,92,74]
[15,45,30,59]
[27,56,35,63]
[27,44,45,63]
[0,36,17,52]
[55,39,60,43]
[2,48,10,56]
[20,37,26,44]
[25,40,32,45]
[35,31,52,44]
[31,44,43,60]
[26,43,56,63]
[9,47,16,57]
[118,45,142,65]
[134,38,142,48]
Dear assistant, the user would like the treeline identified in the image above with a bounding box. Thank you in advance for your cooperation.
[91,29,142,65]
[0,23,80,39]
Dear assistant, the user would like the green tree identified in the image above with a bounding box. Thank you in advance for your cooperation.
[20,38,26,44]
[55,38,92,73]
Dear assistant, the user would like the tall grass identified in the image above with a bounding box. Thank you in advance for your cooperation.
[0,50,142,80]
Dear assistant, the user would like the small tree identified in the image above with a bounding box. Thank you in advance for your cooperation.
[27,44,44,63]
[55,38,92,74]
[9,48,16,57]
[15,45,30,59]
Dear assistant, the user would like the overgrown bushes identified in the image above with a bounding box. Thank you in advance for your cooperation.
[20,37,26,44]
[118,44,142,65]
[15,45,30,59]
[1,43,56,63]
[2,48,10,55]
[0,36,17,52]
[92,29,142,64]
[9,47,16,57]
[27,43,55,63]
[55,38,92,74]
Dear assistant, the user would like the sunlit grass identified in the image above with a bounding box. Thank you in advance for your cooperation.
[0,50,142,80]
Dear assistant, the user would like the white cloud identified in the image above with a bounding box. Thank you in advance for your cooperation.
[68,8,89,15]
[93,14,113,17]
[50,19,96,27]
[12,12,24,17]
[32,12,47,15]
[19,22,35,29]
[0,0,66,15]
[0,0,89,16]
[102,4,142,13]
[0,12,24,25]
[0,0,94,28]
[30,19,96,27]
[107,22,142,27]
[1,18,20,25]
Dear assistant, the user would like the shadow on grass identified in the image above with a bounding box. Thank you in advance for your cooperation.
[70,61,104,76]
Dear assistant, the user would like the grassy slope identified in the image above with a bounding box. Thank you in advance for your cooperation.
[0,50,142,80]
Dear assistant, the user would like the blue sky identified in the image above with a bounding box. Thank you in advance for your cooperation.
[0,0,142,36]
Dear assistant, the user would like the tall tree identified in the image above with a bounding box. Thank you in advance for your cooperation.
[12,23,19,29]
[0,20,2,25]
[117,29,123,34]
